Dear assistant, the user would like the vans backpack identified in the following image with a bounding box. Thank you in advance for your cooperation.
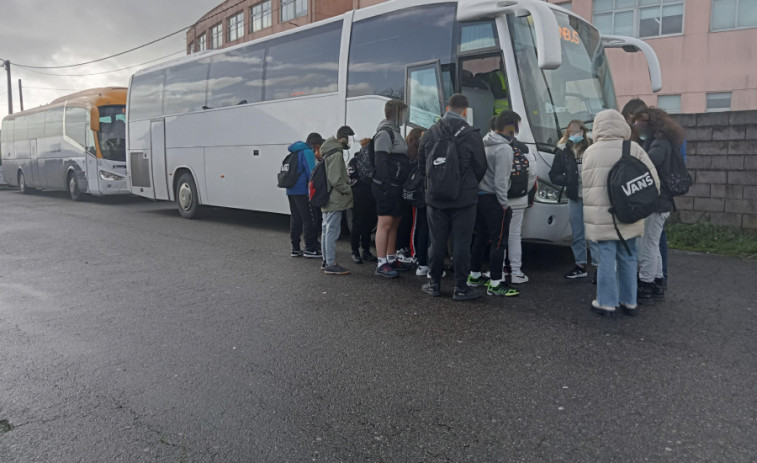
[425,123,472,202]
[308,148,341,208]
[607,140,659,254]
[507,145,530,198]
[277,150,300,189]
[355,127,394,183]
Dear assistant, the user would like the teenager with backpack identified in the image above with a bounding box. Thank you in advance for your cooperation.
[417,94,488,300]
[467,111,520,297]
[372,99,412,278]
[499,111,538,286]
[283,133,324,259]
[347,138,378,265]
[631,107,684,301]
[549,120,599,280]
[318,126,355,275]
[403,128,433,276]
[582,109,660,316]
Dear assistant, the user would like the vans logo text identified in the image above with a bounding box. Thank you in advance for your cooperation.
[622,172,654,196]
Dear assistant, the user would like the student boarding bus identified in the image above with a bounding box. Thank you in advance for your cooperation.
[1,87,129,200]
[126,0,661,243]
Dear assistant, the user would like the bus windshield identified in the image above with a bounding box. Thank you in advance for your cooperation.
[509,11,616,148]
[98,105,126,162]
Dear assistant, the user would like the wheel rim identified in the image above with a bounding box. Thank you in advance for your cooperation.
[19,173,25,191]
[69,176,77,196]
[178,182,193,211]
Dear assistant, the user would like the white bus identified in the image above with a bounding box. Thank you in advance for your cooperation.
[126,0,661,242]
[1,87,130,200]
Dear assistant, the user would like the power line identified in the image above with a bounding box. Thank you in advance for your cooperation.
[12,28,187,70]
[15,50,184,77]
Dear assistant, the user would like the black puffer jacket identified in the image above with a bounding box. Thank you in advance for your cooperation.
[549,143,581,202]
[642,137,676,212]
[417,114,488,210]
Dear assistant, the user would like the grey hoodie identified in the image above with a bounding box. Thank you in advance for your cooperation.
[480,131,513,208]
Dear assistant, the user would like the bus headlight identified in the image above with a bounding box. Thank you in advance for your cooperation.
[535,179,568,204]
[99,170,124,181]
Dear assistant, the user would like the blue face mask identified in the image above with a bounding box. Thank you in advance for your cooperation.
[568,134,584,144]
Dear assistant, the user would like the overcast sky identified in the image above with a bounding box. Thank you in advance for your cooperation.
[0,0,216,121]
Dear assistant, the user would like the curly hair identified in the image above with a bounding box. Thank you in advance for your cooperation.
[633,107,684,147]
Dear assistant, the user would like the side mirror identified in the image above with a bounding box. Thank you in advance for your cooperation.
[90,106,100,132]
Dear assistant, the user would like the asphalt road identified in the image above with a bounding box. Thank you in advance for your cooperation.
[0,188,755,462]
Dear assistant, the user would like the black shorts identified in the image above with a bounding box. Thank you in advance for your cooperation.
[372,182,404,217]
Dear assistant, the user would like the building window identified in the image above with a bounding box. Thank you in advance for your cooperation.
[228,12,244,42]
[251,1,272,32]
[593,0,684,38]
[281,0,307,22]
[706,92,731,112]
[711,0,757,31]
[657,94,681,114]
[188,42,195,54]
[210,23,223,49]
[198,34,207,51]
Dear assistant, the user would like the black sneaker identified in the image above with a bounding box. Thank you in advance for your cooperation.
[361,250,378,262]
[351,252,363,264]
[453,286,482,301]
[324,264,350,275]
[375,263,399,279]
[303,249,322,259]
[421,281,441,297]
[291,248,303,258]
[391,260,414,272]
[320,260,327,271]
[637,280,655,302]
[564,265,588,279]
[591,300,616,317]
[652,278,665,300]
[620,303,639,316]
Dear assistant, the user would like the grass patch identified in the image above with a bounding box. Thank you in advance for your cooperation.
[666,222,757,259]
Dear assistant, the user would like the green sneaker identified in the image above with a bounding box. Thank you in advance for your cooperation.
[467,274,490,287]
[486,282,520,297]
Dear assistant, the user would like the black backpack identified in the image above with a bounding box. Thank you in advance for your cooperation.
[355,127,394,183]
[277,150,300,189]
[425,123,471,202]
[507,144,530,198]
[402,157,425,207]
[308,148,340,208]
[664,144,693,196]
[607,140,659,254]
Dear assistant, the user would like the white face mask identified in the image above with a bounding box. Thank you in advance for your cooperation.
[346,135,354,149]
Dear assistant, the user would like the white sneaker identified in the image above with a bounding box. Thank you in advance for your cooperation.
[416,265,429,276]
[510,272,529,284]
[426,270,447,279]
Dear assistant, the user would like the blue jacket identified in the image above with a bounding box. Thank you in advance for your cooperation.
[285,141,317,196]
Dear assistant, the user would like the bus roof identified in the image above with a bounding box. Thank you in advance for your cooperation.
[3,87,127,121]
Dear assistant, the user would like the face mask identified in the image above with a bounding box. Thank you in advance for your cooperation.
[569,134,584,144]
[504,135,514,143]
[346,135,354,149]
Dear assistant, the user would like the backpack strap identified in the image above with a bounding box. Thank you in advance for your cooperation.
[611,140,633,256]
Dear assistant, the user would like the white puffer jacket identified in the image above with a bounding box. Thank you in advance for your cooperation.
[582,109,660,242]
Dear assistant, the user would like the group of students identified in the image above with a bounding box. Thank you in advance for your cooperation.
[550,98,685,316]
[282,93,684,311]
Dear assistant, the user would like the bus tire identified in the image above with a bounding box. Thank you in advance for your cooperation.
[67,171,82,201]
[176,172,200,219]
[18,171,32,194]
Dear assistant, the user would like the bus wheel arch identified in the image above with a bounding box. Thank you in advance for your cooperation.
[174,169,201,219]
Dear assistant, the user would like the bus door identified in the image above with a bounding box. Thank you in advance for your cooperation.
[86,148,99,195]
[150,120,169,201]
[458,53,509,135]
[30,139,40,187]
[405,60,445,130]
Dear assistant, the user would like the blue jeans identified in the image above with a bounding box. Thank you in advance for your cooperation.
[595,238,638,307]
[321,210,343,266]
[569,198,599,267]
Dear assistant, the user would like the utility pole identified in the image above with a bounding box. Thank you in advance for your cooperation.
[18,79,24,111]
[3,60,12,115]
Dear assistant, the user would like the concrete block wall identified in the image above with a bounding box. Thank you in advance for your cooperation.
[671,110,757,229]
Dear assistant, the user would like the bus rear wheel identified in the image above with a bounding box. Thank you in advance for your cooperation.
[68,172,82,201]
[176,173,200,219]
[18,171,31,194]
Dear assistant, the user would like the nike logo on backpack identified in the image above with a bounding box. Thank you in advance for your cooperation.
[433,157,446,166]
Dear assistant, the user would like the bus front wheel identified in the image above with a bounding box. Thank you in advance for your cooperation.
[68,172,82,201]
[176,173,200,219]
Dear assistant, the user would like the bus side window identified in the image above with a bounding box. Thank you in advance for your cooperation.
[65,107,88,148]
[130,71,166,121]
[163,60,210,115]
